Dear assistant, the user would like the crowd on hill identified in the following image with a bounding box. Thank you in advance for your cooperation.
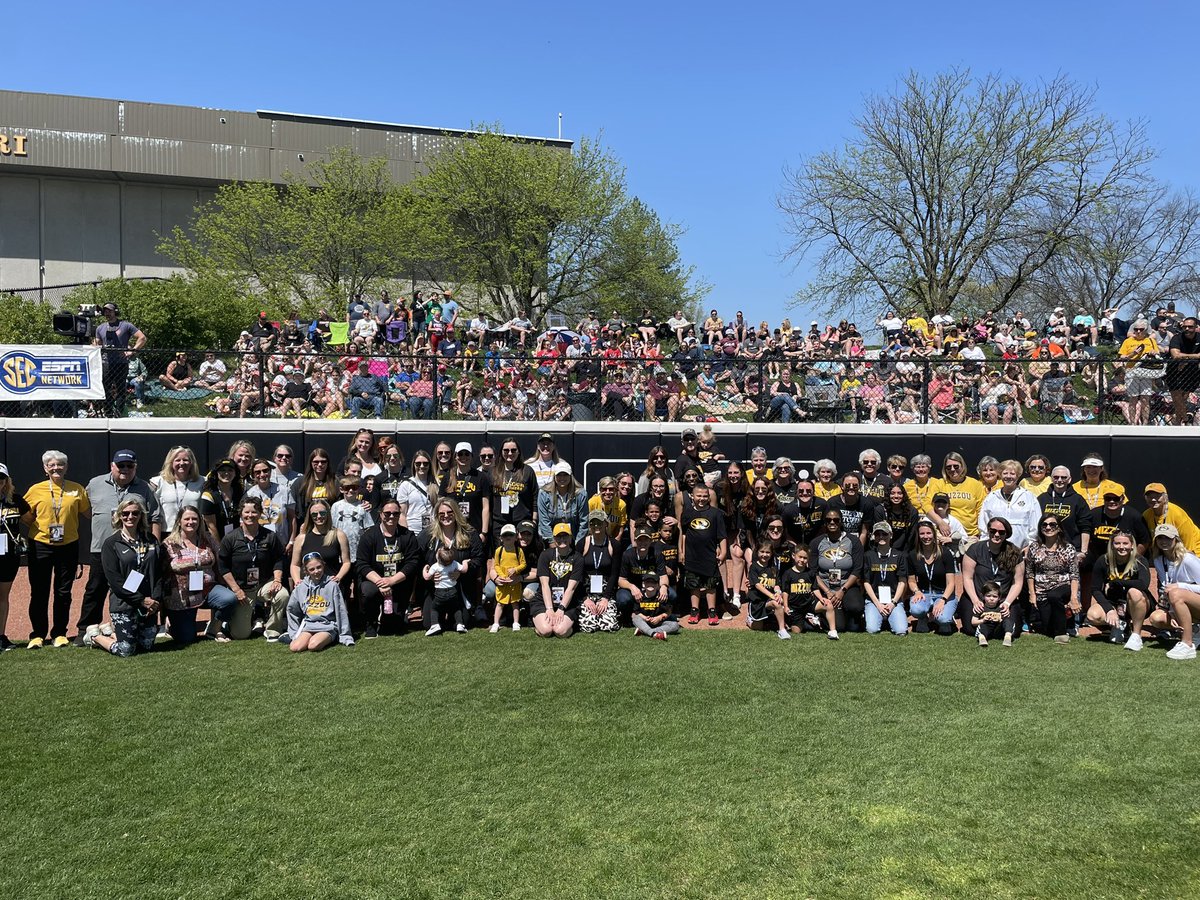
[82,292,1200,426]
[3,428,1200,661]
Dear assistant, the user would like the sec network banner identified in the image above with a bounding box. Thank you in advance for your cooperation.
[0,345,104,401]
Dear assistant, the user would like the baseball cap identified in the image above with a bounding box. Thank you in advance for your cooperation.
[681,428,697,440]
[102,302,119,313]
[552,461,572,477]
[454,442,473,455]
[0,463,9,478]
[500,524,517,537]
[215,457,236,471]
[517,520,536,534]
[1102,491,1123,501]
[587,509,608,525]
[112,450,137,465]
[634,523,652,539]
[872,521,893,535]
[1155,523,1180,540]
[1144,482,1167,496]
[538,432,555,443]
[932,492,950,504]
[552,523,572,538]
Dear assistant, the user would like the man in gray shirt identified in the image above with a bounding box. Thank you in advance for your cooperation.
[74,449,161,641]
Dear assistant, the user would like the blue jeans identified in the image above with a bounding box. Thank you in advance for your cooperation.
[909,593,958,633]
[770,394,799,422]
[407,397,434,419]
[350,395,384,417]
[163,585,238,644]
[865,596,909,634]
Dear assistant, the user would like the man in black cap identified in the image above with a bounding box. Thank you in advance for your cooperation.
[94,304,145,417]
[75,449,161,643]
[673,428,702,482]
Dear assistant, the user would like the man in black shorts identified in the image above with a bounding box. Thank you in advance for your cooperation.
[1166,316,1200,425]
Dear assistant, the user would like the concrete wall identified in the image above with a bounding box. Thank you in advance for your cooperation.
[0,173,213,289]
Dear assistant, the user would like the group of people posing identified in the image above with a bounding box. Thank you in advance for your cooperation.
[2,427,1199,660]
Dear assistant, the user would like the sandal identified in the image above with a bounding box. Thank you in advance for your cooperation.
[214,633,232,644]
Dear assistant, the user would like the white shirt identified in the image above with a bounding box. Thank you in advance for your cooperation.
[150,476,205,533]
[978,487,1041,549]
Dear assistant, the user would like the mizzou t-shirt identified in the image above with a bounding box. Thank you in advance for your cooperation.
[440,469,491,530]
[748,560,779,603]
[681,504,725,577]
[781,567,817,609]
[536,549,582,602]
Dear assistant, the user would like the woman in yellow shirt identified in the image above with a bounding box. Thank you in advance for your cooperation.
[937,452,986,538]
[1118,320,1162,426]
[587,476,628,543]
[813,459,841,501]
[1021,454,1051,497]
[21,450,91,648]
[903,454,938,514]
[1073,454,1124,509]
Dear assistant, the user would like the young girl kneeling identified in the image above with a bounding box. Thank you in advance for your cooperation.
[746,542,791,640]
[286,552,355,652]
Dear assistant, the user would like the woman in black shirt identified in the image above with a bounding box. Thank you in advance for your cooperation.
[961,516,1025,643]
[576,511,619,632]
[906,520,959,634]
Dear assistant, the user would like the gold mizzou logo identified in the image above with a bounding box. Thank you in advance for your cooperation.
[688,517,712,531]
[549,559,575,579]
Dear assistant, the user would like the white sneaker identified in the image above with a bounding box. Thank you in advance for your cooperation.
[1124,633,1144,652]
[456,624,468,634]
[99,623,114,637]
[731,595,742,610]
[512,622,521,632]
[827,629,839,640]
[488,624,500,634]
[777,628,791,641]
[83,624,101,648]
[1167,641,1196,660]
[425,624,442,637]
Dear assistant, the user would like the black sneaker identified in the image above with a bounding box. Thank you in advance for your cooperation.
[1110,622,1127,644]
[0,635,13,652]
[364,626,379,639]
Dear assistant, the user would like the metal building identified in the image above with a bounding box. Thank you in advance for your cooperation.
[0,90,571,291]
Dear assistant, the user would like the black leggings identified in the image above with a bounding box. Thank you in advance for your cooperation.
[1037,583,1073,638]
[833,585,866,632]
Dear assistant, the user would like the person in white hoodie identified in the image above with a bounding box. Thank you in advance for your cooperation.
[978,460,1041,549]
[285,553,355,652]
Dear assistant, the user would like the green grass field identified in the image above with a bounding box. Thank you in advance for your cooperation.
[3,631,1197,899]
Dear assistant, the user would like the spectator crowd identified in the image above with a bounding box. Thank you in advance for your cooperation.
[74,292,1200,427]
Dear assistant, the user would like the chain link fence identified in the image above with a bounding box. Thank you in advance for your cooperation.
[2,344,1197,426]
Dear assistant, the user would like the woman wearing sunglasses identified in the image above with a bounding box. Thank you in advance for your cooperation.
[809,510,864,637]
[86,496,160,658]
[961,517,1025,645]
[356,498,422,638]
[1024,513,1080,644]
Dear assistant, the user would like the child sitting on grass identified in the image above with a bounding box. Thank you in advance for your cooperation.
[746,542,791,640]
[781,545,828,636]
[423,544,465,636]
[488,524,528,633]
[285,552,354,652]
[974,580,1008,648]
[630,575,679,641]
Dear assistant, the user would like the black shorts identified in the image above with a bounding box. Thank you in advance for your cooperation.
[529,600,580,621]
[748,598,771,623]
[0,552,20,583]
[682,571,720,592]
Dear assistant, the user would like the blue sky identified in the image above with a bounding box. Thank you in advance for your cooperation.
[12,1,1199,326]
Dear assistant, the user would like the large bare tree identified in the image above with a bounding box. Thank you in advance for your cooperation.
[1022,185,1200,320]
[779,69,1154,320]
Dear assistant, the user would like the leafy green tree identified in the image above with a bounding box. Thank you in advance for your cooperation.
[0,292,65,344]
[161,148,409,314]
[588,198,708,324]
[64,276,263,348]
[779,69,1153,320]
[409,130,704,326]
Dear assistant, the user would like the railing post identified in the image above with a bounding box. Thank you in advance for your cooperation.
[1096,358,1106,426]
[257,347,267,417]
[922,358,931,424]
[595,354,606,421]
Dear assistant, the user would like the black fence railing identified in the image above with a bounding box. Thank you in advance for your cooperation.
[2,347,1197,426]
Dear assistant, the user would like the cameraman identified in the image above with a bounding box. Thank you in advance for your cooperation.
[94,303,146,417]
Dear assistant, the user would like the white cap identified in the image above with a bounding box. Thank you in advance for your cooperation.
[552,461,572,477]
[1081,456,1103,467]
[454,441,473,454]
